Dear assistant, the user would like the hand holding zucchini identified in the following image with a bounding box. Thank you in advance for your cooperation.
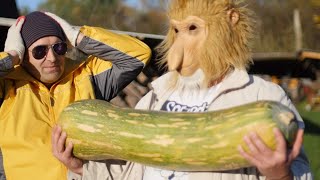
[58,99,298,171]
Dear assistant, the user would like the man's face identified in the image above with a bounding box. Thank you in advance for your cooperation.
[24,36,66,86]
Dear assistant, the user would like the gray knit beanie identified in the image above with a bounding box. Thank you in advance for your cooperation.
[21,11,66,48]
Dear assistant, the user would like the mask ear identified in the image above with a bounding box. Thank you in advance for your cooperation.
[227,9,240,26]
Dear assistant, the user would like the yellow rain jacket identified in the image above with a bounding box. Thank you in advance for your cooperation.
[0,26,151,180]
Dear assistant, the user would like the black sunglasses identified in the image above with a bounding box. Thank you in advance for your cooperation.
[31,42,68,60]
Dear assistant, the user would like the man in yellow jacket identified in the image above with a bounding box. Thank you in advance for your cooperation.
[0,11,151,180]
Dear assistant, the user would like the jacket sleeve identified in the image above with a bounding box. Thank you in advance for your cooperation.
[0,80,3,106]
[0,53,6,178]
[0,52,14,77]
[76,26,151,101]
[135,91,155,110]
[0,149,5,180]
[258,82,313,179]
[271,88,313,179]
[0,52,10,106]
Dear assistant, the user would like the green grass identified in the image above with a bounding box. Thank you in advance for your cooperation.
[297,103,320,179]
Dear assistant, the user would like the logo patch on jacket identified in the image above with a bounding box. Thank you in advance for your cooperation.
[161,101,208,112]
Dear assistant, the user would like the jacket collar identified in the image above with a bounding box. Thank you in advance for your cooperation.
[151,68,250,100]
[215,68,250,96]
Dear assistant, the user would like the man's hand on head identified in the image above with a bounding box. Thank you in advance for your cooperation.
[44,12,80,47]
[4,16,26,65]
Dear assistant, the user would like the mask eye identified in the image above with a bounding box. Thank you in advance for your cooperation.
[174,28,179,33]
[189,24,197,31]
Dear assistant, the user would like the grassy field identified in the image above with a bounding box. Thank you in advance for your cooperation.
[297,103,320,179]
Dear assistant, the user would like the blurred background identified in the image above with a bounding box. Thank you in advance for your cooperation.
[0,0,319,178]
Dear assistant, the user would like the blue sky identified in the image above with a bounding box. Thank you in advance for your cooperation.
[16,0,138,11]
[16,0,45,11]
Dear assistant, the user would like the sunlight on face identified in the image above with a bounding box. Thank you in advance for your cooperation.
[24,36,66,87]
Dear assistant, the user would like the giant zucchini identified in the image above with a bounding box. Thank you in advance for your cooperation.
[58,99,298,171]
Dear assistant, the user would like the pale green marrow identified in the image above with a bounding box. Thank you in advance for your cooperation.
[58,99,298,171]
